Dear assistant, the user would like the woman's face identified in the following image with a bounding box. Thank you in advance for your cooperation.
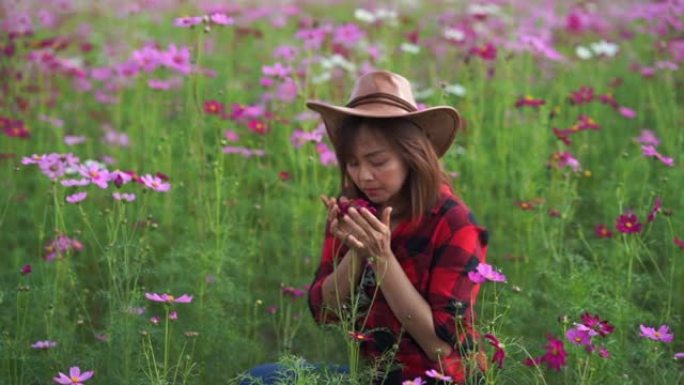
[345,125,409,207]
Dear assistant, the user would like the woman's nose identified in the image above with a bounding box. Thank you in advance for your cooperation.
[359,164,374,181]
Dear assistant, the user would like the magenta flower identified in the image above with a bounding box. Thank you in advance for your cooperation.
[646,197,662,223]
[140,174,170,192]
[594,224,613,238]
[332,23,365,47]
[262,62,293,79]
[162,44,192,75]
[53,366,94,384]
[281,285,307,299]
[64,135,86,146]
[524,335,567,371]
[515,96,545,108]
[568,86,594,105]
[639,324,674,343]
[484,333,506,369]
[145,292,193,304]
[169,311,178,320]
[44,235,83,262]
[641,145,675,167]
[21,263,32,275]
[66,192,87,204]
[468,262,506,283]
[675,352,684,360]
[556,151,581,172]
[31,340,57,349]
[580,313,614,337]
[675,237,684,249]
[425,369,452,382]
[598,346,611,359]
[615,210,642,234]
[109,170,133,187]
[150,315,160,325]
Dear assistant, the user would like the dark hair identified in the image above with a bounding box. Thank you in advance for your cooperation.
[332,116,451,221]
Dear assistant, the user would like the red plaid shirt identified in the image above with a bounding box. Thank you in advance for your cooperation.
[308,184,489,384]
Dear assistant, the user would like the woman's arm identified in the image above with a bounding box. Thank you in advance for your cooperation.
[320,248,366,318]
[371,253,454,362]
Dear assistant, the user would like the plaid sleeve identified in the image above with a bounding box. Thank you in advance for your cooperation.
[307,222,348,325]
[427,206,488,353]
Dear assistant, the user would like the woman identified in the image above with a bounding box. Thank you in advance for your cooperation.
[306,70,489,384]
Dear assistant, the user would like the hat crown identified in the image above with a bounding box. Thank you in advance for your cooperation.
[347,71,418,110]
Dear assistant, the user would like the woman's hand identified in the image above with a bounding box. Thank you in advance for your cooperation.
[341,205,393,258]
[320,195,360,251]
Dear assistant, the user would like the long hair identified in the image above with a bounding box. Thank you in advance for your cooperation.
[332,116,451,221]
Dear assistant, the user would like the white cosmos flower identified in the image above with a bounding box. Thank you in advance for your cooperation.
[590,40,619,57]
[354,9,376,23]
[443,83,466,97]
[576,45,593,60]
[400,42,420,54]
[443,28,465,42]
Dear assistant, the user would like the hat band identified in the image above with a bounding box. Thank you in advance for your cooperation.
[346,92,418,113]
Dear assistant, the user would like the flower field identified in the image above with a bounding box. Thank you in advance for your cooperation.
[1,0,683,384]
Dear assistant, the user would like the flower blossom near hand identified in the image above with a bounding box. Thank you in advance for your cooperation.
[145,292,193,304]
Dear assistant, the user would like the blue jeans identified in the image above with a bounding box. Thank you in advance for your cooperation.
[239,362,349,385]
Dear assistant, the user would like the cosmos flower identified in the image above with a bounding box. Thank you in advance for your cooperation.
[337,198,377,218]
[675,237,684,249]
[580,313,614,337]
[639,324,674,343]
[646,197,662,223]
[615,210,642,234]
[484,333,506,369]
[425,369,452,382]
[402,377,425,385]
[566,325,592,346]
[65,192,87,204]
[594,224,613,238]
[203,100,224,115]
[145,292,193,304]
[53,366,94,384]
[634,130,660,147]
[140,174,171,192]
[468,262,506,283]
[112,192,136,202]
[524,335,567,371]
[515,96,545,108]
[31,340,57,349]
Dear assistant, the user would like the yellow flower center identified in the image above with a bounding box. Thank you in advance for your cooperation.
[71,376,80,382]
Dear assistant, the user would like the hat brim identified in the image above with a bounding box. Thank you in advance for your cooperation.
[306,100,461,158]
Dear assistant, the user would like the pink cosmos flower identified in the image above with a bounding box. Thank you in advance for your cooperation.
[78,163,110,189]
[333,23,365,47]
[402,377,425,385]
[209,13,234,25]
[272,45,299,61]
[639,324,674,343]
[162,44,192,75]
[262,62,292,78]
[555,152,581,172]
[109,170,133,187]
[145,292,193,304]
[634,130,660,147]
[112,192,136,202]
[132,46,162,73]
[66,192,87,204]
[169,311,178,320]
[566,325,592,346]
[174,16,202,27]
[468,262,506,283]
[21,264,32,275]
[44,235,83,262]
[515,96,545,108]
[616,210,642,234]
[150,315,160,325]
[425,369,452,382]
[224,130,239,142]
[140,174,170,192]
[281,285,307,299]
[53,366,94,384]
[61,178,90,187]
[568,86,594,105]
[618,106,636,119]
[641,145,675,167]
[316,142,337,166]
[31,340,57,349]
[64,135,86,146]
[674,352,684,360]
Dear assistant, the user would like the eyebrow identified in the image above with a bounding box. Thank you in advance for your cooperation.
[361,149,387,158]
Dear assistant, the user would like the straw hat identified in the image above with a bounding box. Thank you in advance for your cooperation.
[306,70,462,157]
